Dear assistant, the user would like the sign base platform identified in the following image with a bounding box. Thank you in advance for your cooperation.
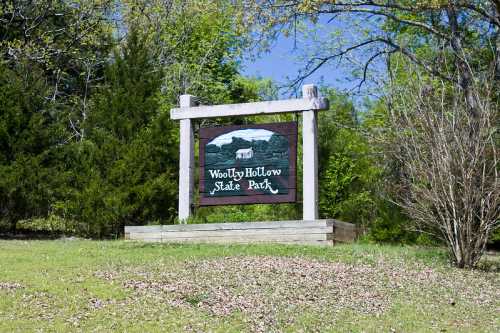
[125,220,357,246]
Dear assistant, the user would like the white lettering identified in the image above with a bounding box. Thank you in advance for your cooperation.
[247,178,279,194]
[209,181,240,195]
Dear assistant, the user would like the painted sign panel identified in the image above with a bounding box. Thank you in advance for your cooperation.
[199,122,297,206]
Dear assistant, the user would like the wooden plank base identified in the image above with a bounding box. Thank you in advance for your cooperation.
[125,220,357,246]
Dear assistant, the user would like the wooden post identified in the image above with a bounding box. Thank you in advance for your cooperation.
[302,84,319,220]
[178,94,196,223]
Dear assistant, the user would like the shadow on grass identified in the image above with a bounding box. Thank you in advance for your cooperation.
[0,230,63,240]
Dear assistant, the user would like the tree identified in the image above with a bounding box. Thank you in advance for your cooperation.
[122,0,245,105]
[57,27,179,237]
[317,89,381,231]
[0,61,67,231]
[238,1,500,99]
[387,68,498,268]
[1,0,114,141]
[0,1,114,233]
[239,0,500,267]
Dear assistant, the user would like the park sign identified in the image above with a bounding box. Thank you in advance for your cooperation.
[170,84,329,222]
[125,87,355,245]
[199,122,297,205]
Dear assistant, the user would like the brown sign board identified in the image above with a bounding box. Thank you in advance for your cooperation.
[199,122,297,206]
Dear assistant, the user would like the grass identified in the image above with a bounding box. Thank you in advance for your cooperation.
[0,240,498,332]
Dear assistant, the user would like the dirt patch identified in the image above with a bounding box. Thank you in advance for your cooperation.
[0,282,23,290]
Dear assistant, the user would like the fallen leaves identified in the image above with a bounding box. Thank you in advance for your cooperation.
[118,257,393,331]
[0,282,23,290]
[94,255,500,332]
[2,241,498,332]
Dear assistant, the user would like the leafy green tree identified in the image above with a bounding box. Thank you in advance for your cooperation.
[317,90,381,230]
[0,1,113,234]
[0,61,68,231]
[238,1,499,266]
[122,0,245,105]
[1,1,114,140]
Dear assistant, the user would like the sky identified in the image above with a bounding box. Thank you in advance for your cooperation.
[239,14,359,97]
[240,17,386,104]
[241,34,348,97]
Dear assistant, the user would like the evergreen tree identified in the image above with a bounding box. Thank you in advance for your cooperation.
[0,62,67,231]
[60,28,178,237]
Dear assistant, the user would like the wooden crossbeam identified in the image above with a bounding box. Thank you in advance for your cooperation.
[170,97,329,120]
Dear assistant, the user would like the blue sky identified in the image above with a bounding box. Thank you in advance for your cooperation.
[239,15,356,97]
[241,34,348,97]
[240,17,386,103]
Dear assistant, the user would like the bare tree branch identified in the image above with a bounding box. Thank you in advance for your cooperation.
[387,66,499,268]
[315,8,450,40]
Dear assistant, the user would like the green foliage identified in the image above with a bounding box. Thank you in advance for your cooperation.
[0,1,114,234]
[0,61,67,231]
[0,1,262,237]
[0,0,113,107]
[318,90,379,228]
[189,203,299,224]
[489,229,500,250]
[55,28,179,238]
[367,201,420,244]
[16,215,77,235]
[123,0,245,105]
[316,89,422,243]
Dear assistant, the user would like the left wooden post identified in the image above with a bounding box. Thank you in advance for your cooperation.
[178,94,196,223]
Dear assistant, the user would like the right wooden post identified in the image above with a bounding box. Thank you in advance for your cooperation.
[302,84,319,220]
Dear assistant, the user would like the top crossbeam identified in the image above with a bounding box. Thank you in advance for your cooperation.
[170,97,329,120]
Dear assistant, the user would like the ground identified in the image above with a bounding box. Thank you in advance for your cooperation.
[0,241,498,332]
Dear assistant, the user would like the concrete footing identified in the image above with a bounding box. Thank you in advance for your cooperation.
[125,220,357,246]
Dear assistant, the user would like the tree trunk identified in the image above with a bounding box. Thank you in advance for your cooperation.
[446,3,479,118]
[9,218,16,234]
[495,28,500,85]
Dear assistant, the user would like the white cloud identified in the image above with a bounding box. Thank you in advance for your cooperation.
[208,129,275,147]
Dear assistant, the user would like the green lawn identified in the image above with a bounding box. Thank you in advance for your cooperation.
[0,240,498,332]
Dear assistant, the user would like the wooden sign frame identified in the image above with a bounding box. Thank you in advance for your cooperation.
[170,84,329,223]
[198,122,298,206]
